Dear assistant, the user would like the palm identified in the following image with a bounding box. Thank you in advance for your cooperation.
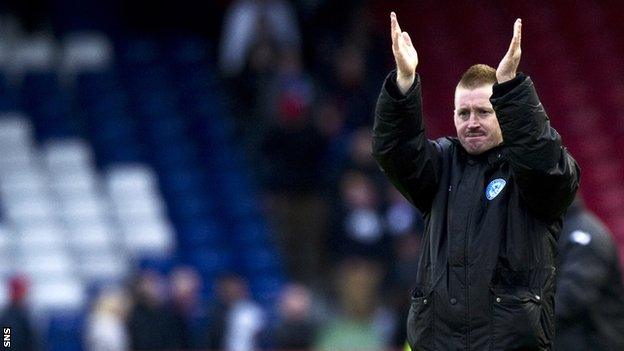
[391,12,418,78]
[496,19,522,83]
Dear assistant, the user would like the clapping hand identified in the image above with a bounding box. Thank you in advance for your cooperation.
[496,19,522,83]
[390,12,418,95]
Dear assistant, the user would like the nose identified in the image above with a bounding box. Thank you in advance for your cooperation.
[467,112,480,128]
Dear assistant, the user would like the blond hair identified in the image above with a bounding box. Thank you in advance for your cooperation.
[457,64,497,89]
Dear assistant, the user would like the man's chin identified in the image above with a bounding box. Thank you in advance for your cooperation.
[465,148,485,155]
[462,141,490,155]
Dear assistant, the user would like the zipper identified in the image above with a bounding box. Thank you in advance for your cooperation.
[463,207,473,349]
[462,166,481,349]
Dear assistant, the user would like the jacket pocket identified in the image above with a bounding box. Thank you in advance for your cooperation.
[407,289,434,351]
[490,287,544,350]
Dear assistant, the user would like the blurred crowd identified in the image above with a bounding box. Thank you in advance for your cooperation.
[216,0,423,349]
[0,1,424,350]
[1,259,415,351]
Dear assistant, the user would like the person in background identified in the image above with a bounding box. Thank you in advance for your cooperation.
[85,287,130,351]
[126,269,177,350]
[219,0,301,78]
[205,273,264,351]
[555,195,624,350]
[0,275,38,351]
[169,266,203,350]
[270,283,318,350]
[330,170,391,263]
[261,81,329,284]
[315,258,387,351]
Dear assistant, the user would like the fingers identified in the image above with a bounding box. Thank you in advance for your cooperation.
[391,12,403,34]
[496,19,522,83]
[390,12,402,51]
[506,18,522,57]
[512,18,522,52]
[514,18,522,40]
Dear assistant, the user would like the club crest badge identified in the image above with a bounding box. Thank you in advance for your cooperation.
[571,230,591,245]
[485,178,506,200]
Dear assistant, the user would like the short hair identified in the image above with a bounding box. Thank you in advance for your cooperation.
[457,64,497,89]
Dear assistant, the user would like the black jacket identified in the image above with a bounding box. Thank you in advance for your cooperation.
[555,199,624,351]
[372,71,580,350]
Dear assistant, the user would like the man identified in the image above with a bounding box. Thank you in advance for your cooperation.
[555,196,624,351]
[372,12,580,350]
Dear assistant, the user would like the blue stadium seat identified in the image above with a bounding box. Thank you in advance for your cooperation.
[76,70,118,96]
[238,247,283,276]
[176,218,226,250]
[0,72,17,111]
[187,249,234,277]
[229,222,272,251]
[117,38,161,66]
[157,166,206,193]
[21,71,58,98]
[164,35,212,66]
[138,256,176,274]
[47,311,85,351]
[249,275,285,306]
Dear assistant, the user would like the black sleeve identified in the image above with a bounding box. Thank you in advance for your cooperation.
[372,70,443,213]
[490,74,580,220]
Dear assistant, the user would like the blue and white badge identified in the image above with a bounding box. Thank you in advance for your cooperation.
[485,178,506,200]
[571,230,591,245]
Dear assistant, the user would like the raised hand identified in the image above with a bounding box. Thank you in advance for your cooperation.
[497,19,522,83]
[390,12,418,95]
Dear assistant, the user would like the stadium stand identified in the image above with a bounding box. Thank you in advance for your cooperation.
[0,16,283,349]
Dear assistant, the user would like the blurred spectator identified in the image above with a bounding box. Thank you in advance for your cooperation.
[85,287,130,351]
[126,270,178,350]
[327,43,377,131]
[383,185,424,348]
[555,196,624,350]
[247,48,315,176]
[387,233,423,348]
[384,185,424,238]
[261,49,314,123]
[261,82,329,284]
[330,170,391,263]
[169,267,203,349]
[313,98,349,181]
[344,127,386,187]
[0,275,38,351]
[315,258,387,350]
[206,273,265,351]
[261,61,323,194]
[269,283,318,350]
[219,0,301,78]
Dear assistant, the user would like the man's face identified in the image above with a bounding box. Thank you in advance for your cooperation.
[454,84,503,155]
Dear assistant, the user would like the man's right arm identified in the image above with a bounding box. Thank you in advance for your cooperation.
[372,70,442,212]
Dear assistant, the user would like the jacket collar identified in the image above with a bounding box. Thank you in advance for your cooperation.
[449,138,506,166]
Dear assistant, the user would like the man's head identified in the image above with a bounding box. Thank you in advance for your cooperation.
[454,64,503,155]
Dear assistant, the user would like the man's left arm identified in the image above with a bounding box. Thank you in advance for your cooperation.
[491,75,580,220]
[491,19,580,220]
